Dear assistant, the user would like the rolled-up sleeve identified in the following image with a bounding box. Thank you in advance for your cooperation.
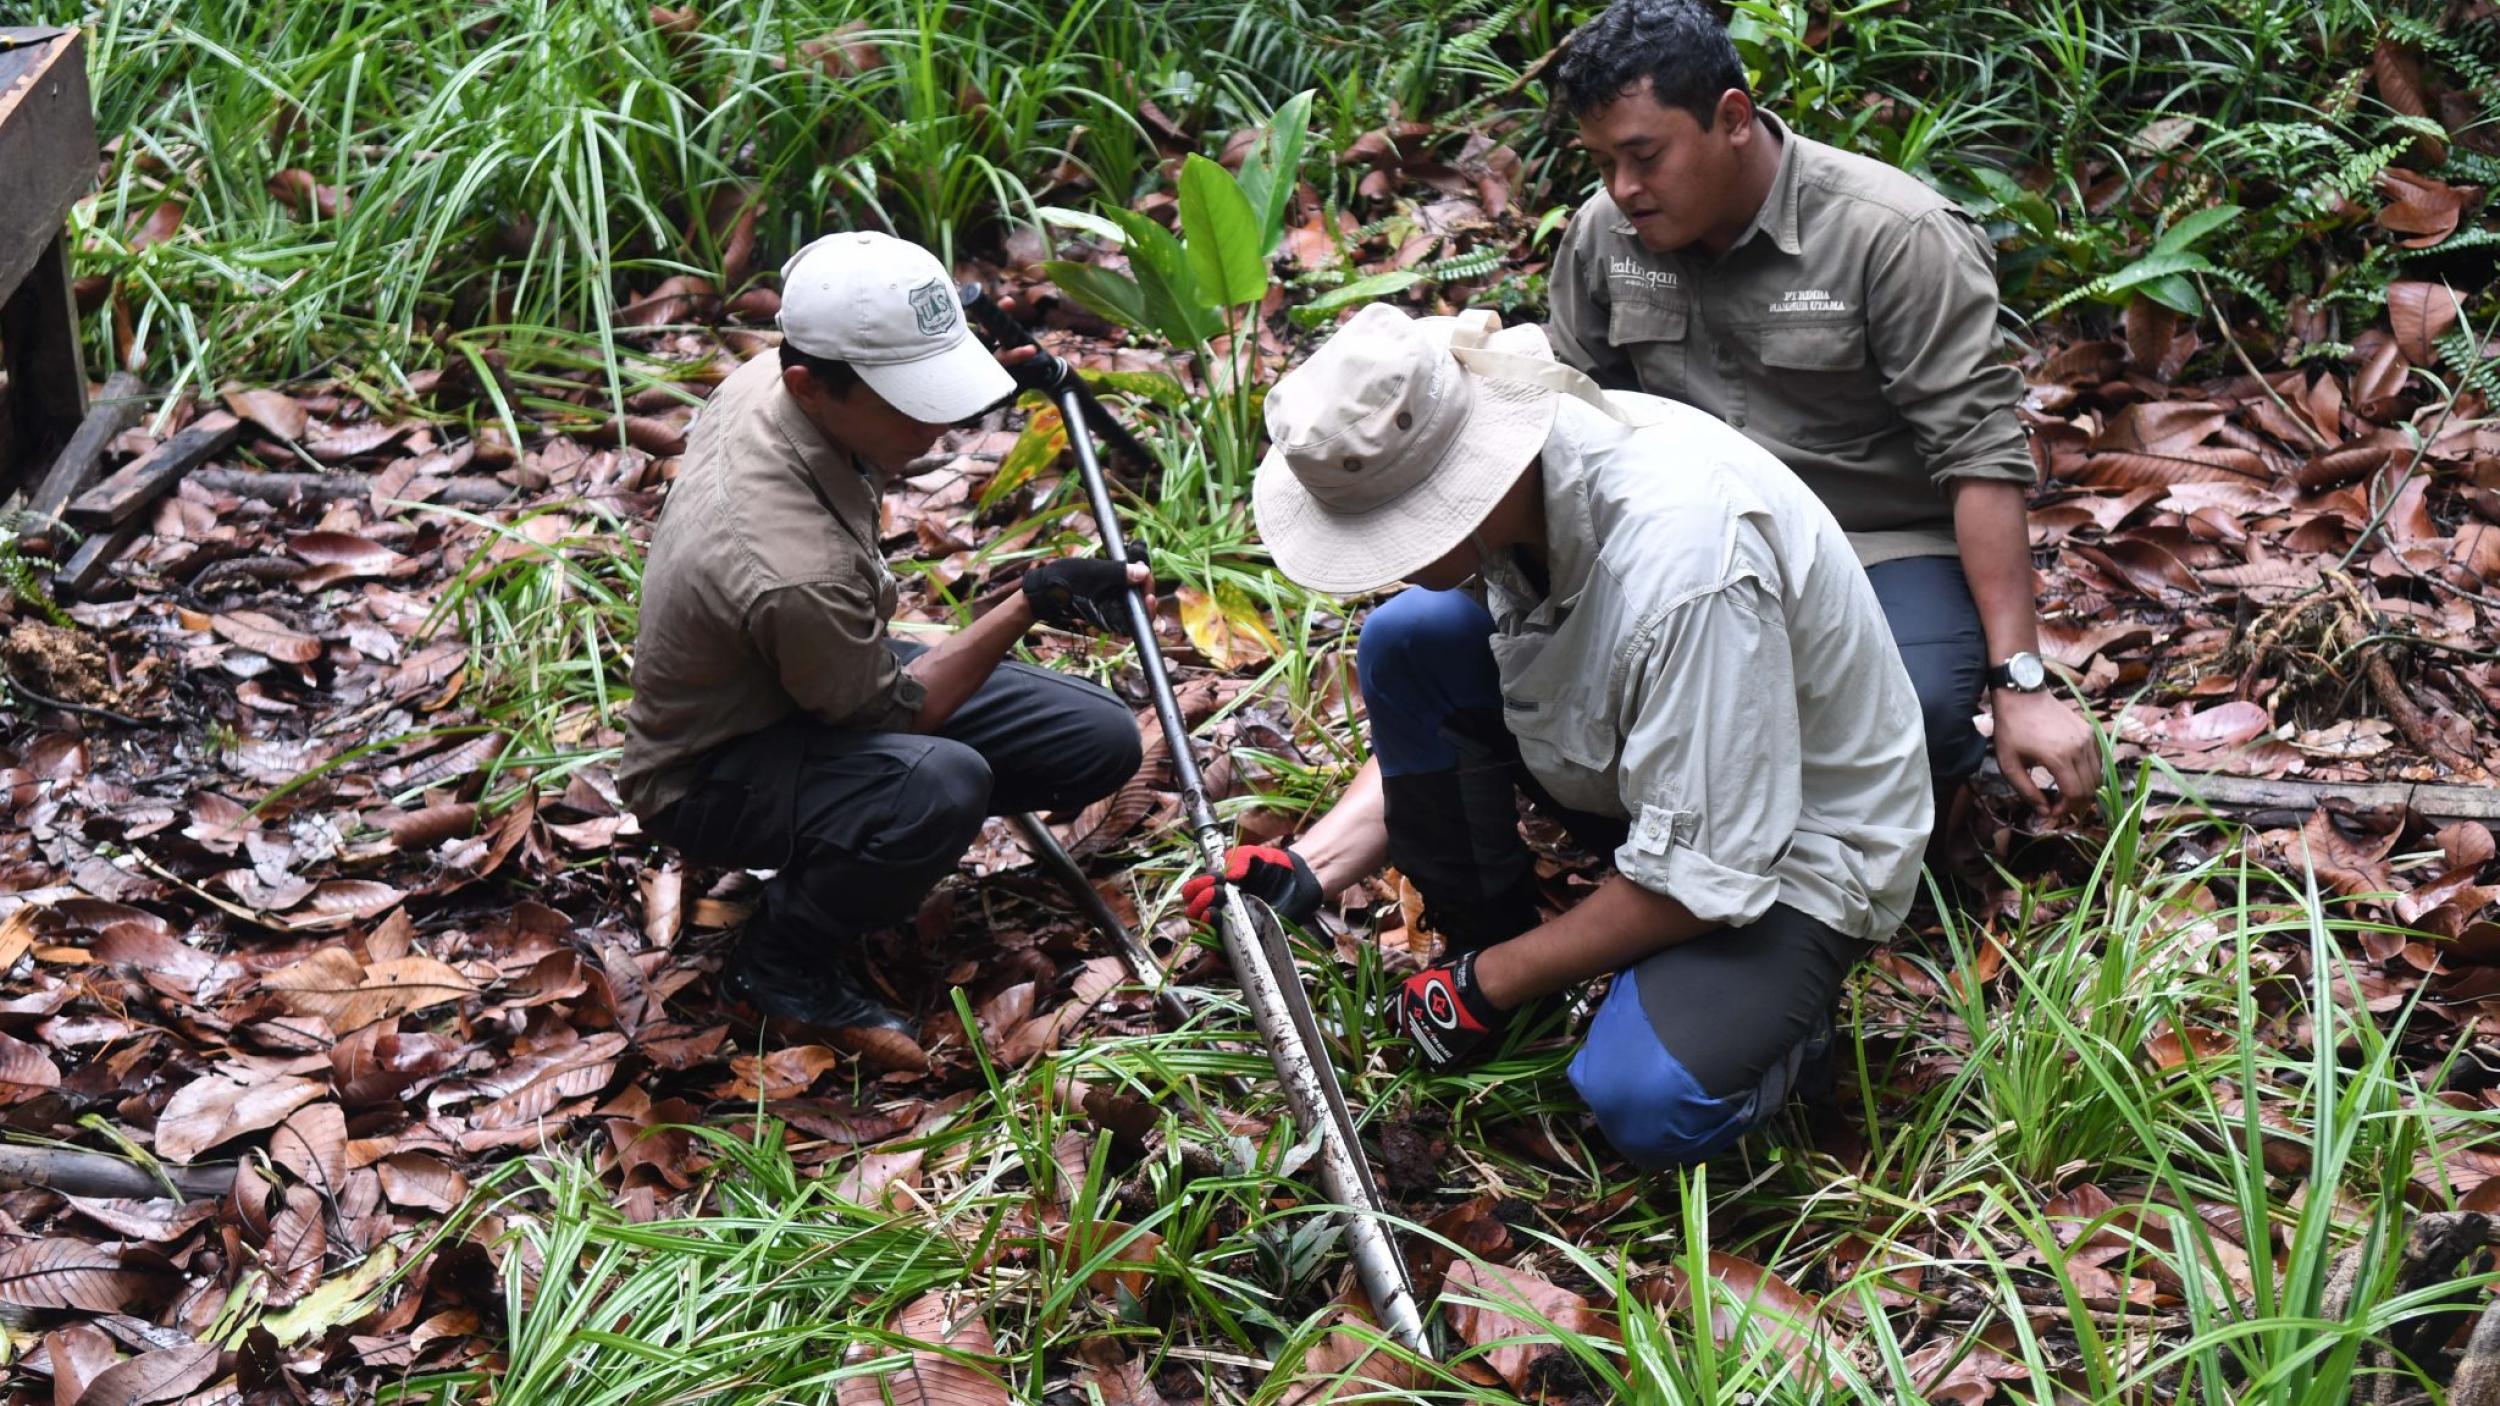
[1545,205,1634,389]
[1865,209,2034,488]
[1610,576,1800,926]
[747,581,925,731]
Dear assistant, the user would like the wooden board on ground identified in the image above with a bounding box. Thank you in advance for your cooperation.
[27,370,145,520]
[67,410,242,527]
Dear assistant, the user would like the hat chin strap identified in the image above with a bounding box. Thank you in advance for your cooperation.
[1440,310,1634,426]
[1449,339,1638,427]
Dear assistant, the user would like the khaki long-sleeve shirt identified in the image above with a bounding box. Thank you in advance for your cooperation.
[1484,389,1932,939]
[1546,113,2035,566]
[619,354,925,819]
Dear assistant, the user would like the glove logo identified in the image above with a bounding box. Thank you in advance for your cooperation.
[1422,979,1460,1030]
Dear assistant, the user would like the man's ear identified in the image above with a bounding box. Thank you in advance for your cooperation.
[1716,87,1756,141]
[780,364,818,404]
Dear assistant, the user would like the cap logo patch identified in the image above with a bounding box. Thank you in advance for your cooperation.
[908,279,957,337]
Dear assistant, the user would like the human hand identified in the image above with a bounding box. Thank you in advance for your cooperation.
[1992,687,2099,818]
[1021,558,1152,635]
[1181,845,1322,926]
[989,294,1069,395]
[1385,950,1506,1071]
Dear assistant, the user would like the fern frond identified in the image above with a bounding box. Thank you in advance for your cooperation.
[1425,245,1504,281]
[2399,226,2500,257]
[2201,266,2287,323]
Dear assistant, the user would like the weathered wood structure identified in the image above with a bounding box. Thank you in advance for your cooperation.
[0,25,103,511]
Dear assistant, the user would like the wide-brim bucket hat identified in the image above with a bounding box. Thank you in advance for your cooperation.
[1253,304,1561,595]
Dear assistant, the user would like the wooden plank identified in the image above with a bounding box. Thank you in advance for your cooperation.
[2144,769,2500,826]
[56,516,144,597]
[26,369,143,520]
[190,465,513,510]
[0,28,96,295]
[0,232,88,498]
[66,408,241,528]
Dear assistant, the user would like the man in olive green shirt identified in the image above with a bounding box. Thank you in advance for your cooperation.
[1177,2,2100,967]
[623,231,1150,1046]
[1543,0,2096,818]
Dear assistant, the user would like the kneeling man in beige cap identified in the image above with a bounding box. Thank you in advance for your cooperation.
[1237,302,1931,1167]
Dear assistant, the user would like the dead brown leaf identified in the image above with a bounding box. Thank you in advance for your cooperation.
[210,610,322,665]
[834,1291,1007,1406]
[1443,1259,1610,1392]
[155,1070,326,1162]
[2374,168,2466,247]
[0,1239,169,1313]
[70,1340,220,1406]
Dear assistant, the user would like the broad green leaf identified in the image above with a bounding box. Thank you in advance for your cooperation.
[1106,208,1223,345]
[1289,269,1424,327]
[2148,203,2243,257]
[2101,251,2217,294]
[1964,166,2059,239]
[1084,368,1192,412]
[1036,206,1129,245]
[1236,89,1314,257]
[1177,154,1267,309]
[1040,260,1149,335]
[1176,581,1281,670]
[2139,274,2204,316]
[982,404,1068,509]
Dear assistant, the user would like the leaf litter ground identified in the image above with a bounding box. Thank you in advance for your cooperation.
[6,146,2500,1406]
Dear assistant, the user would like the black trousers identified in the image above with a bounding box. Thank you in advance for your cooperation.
[649,643,1140,948]
[1865,555,1988,780]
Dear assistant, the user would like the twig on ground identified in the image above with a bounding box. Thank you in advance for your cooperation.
[2199,276,2332,454]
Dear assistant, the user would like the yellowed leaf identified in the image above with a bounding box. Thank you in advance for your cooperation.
[1176,582,1280,670]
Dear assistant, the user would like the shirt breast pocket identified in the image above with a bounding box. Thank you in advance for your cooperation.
[1607,296,1689,399]
[1755,319,1889,447]
[1491,634,1621,815]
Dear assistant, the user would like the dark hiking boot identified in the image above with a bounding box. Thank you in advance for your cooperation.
[722,929,917,1045]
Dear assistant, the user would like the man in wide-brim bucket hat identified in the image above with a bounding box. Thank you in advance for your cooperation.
[1205,301,1933,1167]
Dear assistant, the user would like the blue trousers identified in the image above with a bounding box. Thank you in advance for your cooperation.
[1357,587,1858,1167]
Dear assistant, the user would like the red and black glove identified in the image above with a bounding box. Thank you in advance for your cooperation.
[1387,949,1506,1071]
[1181,845,1321,926]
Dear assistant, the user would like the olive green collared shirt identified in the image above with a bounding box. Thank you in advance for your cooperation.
[619,353,925,819]
[1546,112,2036,566]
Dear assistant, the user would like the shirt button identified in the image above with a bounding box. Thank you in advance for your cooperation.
[1730,413,1747,428]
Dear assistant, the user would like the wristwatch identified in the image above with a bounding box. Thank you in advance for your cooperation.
[1988,651,2049,692]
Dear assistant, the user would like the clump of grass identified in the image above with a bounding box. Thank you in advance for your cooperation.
[415,503,643,807]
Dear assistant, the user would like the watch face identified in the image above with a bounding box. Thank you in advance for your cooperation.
[2008,653,2047,690]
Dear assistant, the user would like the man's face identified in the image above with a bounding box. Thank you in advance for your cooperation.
[1404,535,1484,593]
[783,367,950,475]
[1576,78,1753,255]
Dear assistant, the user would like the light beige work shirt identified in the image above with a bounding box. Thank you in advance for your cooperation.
[1482,389,1932,938]
[1546,113,2035,566]
[619,354,925,819]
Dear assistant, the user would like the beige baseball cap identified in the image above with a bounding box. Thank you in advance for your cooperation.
[778,230,1015,423]
[1253,304,1561,595]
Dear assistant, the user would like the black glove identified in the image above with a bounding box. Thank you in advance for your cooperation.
[1022,558,1132,634]
[1181,845,1322,926]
